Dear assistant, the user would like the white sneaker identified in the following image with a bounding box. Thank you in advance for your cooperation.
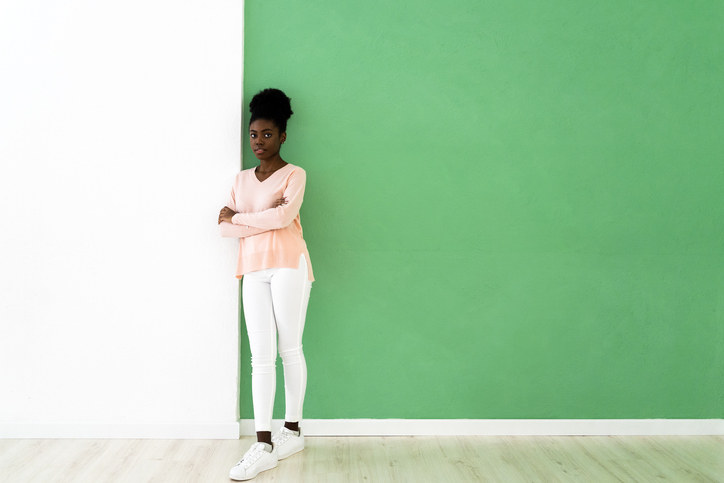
[229,442,278,481]
[272,426,305,460]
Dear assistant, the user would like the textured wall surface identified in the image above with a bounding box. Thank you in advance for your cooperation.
[242,0,724,419]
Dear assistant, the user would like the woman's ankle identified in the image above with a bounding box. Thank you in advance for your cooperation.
[284,421,299,432]
[256,430,273,448]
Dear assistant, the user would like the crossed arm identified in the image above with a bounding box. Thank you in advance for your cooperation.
[218,168,306,238]
[217,198,286,238]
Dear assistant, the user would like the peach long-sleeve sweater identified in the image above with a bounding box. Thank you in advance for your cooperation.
[219,163,314,281]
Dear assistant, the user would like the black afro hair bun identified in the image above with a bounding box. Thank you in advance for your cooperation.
[249,88,293,133]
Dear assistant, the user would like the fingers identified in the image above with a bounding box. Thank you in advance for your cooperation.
[219,206,234,224]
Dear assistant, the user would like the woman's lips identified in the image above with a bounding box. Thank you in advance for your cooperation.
[254,148,264,154]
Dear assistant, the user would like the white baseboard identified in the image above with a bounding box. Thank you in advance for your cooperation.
[3,419,721,439]
[0,422,240,439]
[241,419,724,437]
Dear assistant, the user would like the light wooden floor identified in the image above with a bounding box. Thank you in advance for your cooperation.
[1,436,722,482]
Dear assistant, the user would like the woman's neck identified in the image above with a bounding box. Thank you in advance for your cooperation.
[257,157,287,173]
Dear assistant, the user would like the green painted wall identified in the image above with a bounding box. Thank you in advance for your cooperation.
[241,0,724,419]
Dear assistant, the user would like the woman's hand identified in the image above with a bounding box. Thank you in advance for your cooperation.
[273,197,288,208]
[218,206,237,224]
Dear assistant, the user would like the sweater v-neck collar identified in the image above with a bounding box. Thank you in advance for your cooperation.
[252,163,291,185]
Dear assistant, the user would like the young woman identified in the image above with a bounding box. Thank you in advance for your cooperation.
[218,88,313,481]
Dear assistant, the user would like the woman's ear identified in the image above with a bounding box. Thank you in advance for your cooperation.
[280,132,287,144]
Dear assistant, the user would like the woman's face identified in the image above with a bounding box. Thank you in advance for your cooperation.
[249,119,286,161]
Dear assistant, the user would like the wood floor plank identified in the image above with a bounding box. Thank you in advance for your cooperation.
[3,439,68,482]
[637,436,724,483]
[0,435,722,483]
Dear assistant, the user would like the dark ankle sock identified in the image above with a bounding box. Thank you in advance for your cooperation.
[256,431,273,450]
[284,421,299,432]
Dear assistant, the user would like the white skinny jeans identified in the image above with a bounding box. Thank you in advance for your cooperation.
[242,254,311,432]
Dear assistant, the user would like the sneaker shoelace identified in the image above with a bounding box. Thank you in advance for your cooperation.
[236,442,266,469]
[273,427,295,446]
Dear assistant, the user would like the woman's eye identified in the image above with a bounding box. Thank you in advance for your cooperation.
[265,133,272,138]
[250,133,256,138]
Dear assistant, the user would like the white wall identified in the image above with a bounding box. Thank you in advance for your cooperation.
[0,0,245,438]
